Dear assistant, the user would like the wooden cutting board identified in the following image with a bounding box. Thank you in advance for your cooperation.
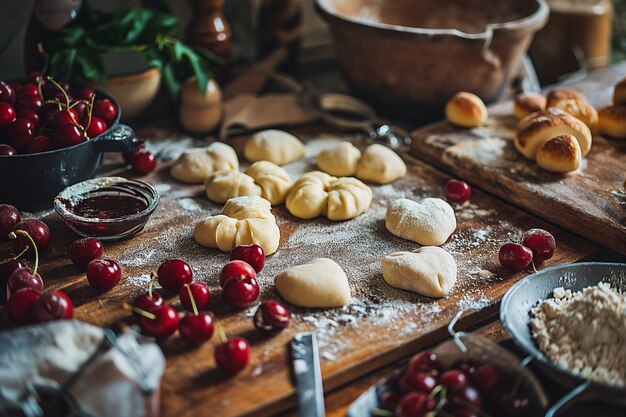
[0,132,599,417]
[410,63,626,255]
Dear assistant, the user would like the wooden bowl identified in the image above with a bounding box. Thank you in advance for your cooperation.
[316,0,549,121]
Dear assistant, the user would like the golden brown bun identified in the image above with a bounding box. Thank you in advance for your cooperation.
[614,78,626,105]
[597,105,626,139]
[445,92,487,128]
[536,135,582,173]
[546,87,586,106]
[549,97,598,130]
[513,92,546,120]
[515,107,592,160]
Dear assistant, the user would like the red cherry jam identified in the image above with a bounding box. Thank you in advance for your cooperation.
[70,195,148,219]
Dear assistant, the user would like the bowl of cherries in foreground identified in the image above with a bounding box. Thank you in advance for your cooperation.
[0,73,137,211]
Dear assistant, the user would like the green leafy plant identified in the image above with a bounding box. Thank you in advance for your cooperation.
[43,7,222,100]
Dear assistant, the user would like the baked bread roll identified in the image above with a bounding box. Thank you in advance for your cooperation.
[316,142,362,177]
[514,108,592,160]
[535,135,582,173]
[445,92,487,128]
[546,87,585,106]
[597,105,626,139]
[549,98,598,130]
[613,77,626,105]
[513,92,546,119]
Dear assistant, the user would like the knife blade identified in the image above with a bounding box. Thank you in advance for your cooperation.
[291,332,325,417]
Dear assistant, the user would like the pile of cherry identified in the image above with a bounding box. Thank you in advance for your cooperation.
[378,350,531,417]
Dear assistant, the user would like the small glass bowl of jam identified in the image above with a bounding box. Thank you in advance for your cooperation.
[54,177,160,240]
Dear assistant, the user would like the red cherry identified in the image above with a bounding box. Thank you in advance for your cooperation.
[400,371,437,393]
[0,204,21,240]
[6,288,41,324]
[40,101,61,120]
[132,151,156,174]
[52,123,85,149]
[70,237,104,269]
[470,364,500,395]
[219,260,257,287]
[0,259,26,290]
[157,259,193,292]
[32,289,73,321]
[215,337,250,374]
[17,109,41,128]
[85,116,107,138]
[179,282,210,311]
[122,144,145,164]
[408,351,442,374]
[495,393,529,417]
[253,300,290,332]
[521,228,556,263]
[93,99,117,125]
[439,369,468,390]
[451,385,482,409]
[12,219,51,258]
[0,81,16,105]
[26,135,53,154]
[0,102,16,128]
[43,80,70,100]
[19,84,40,97]
[133,291,164,316]
[499,243,533,271]
[0,144,17,155]
[15,94,42,111]
[180,312,214,345]
[139,305,179,339]
[444,179,471,204]
[45,108,78,129]
[5,119,35,152]
[222,274,259,309]
[86,258,121,291]
[71,101,89,120]
[453,359,480,379]
[26,71,46,87]
[75,88,95,101]
[7,267,43,299]
[230,244,265,273]
[395,392,436,417]
[380,391,401,410]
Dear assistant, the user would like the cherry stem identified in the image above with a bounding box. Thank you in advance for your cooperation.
[123,303,157,320]
[86,94,95,131]
[148,272,156,299]
[429,384,443,399]
[214,317,228,344]
[36,76,44,100]
[46,76,70,110]
[12,244,30,260]
[184,284,199,316]
[370,409,393,417]
[531,260,538,273]
[11,230,38,275]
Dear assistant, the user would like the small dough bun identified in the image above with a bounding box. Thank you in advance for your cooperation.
[170,142,239,184]
[445,92,488,128]
[614,77,626,105]
[355,144,407,184]
[514,92,546,120]
[385,198,456,246]
[515,107,592,160]
[317,142,362,177]
[274,258,350,308]
[244,129,305,165]
[549,97,598,130]
[597,105,626,139]
[546,87,585,106]
[536,135,582,173]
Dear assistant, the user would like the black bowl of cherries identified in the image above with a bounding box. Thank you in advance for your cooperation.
[0,73,136,211]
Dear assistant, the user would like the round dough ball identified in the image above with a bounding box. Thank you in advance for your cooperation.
[597,105,626,139]
[285,171,372,221]
[274,258,350,308]
[355,144,407,184]
[614,77,626,105]
[193,196,280,255]
[245,161,293,205]
[170,142,238,184]
[513,92,546,120]
[386,198,456,246]
[206,170,261,203]
[445,92,488,128]
[316,142,362,177]
[243,129,305,165]
[536,135,582,173]
[382,246,457,298]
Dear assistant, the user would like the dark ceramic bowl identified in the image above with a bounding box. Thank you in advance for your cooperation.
[0,91,136,212]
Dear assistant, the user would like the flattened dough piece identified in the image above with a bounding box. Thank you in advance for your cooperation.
[317,142,362,177]
[386,198,456,246]
[356,144,407,184]
[193,196,280,254]
[243,129,305,165]
[170,142,239,184]
[274,258,350,308]
[382,246,457,298]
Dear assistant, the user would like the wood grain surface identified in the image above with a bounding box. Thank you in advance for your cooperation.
[410,63,626,255]
[0,131,599,417]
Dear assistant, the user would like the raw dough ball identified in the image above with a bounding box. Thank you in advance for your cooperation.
[170,142,238,184]
[355,144,407,184]
[274,258,350,308]
[382,246,457,298]
[445,92,488,128]
[205,161,292,204]
[285,171,372,221]
[243,129,305,165]
[536,134,582,173]
[193,196,280,255]
[513,92,546,119]
[316,142,362,177]
[386,198,456,246]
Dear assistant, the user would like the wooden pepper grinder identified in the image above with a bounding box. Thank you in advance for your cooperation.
[186,0,232,81]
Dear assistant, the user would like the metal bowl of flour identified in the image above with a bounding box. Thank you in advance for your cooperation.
[501,262,626,414]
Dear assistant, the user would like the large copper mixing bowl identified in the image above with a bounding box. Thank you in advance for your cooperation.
[316,0,549,120]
